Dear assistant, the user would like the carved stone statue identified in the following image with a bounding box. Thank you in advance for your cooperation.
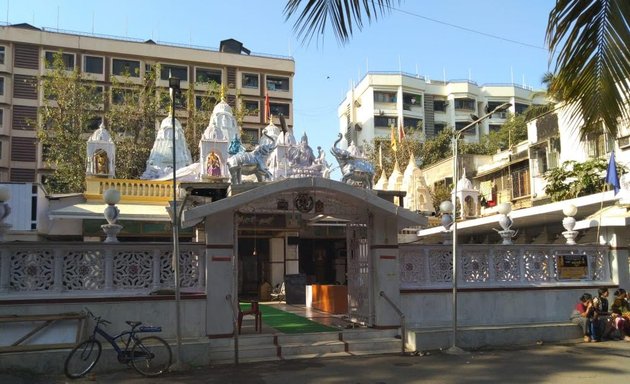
[227,133,277,184]
[330,133,375,189]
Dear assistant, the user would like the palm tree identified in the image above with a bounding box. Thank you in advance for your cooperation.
[546,0,630,138]
[284,0,398,45]
[285,0,630,138]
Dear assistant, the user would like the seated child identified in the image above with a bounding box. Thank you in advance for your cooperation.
[570,293,598,342]
[610,288,630,341]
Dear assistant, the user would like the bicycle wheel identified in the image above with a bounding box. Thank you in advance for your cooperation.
[64,339,102,379]
[130,336,172,377]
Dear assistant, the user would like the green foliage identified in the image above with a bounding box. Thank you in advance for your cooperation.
[547,0,630,138]
[481,113,528,152]
[543,158,625,201]
[37,52,102,193]
[105,65,166,179]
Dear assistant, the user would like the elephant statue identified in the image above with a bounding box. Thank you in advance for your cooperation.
[227,133,277,184]
[330,133,375,189]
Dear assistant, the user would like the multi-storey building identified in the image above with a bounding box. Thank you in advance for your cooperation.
[338,71,545,147]
[0,23,295,183]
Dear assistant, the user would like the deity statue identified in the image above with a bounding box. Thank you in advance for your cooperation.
[207,152,222,176]
[287,133,315,167]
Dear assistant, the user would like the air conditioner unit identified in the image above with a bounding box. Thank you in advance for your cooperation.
[618,135,630,149]
[353,100,361,108]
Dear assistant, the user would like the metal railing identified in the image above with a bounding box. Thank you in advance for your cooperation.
[379,291,407,355]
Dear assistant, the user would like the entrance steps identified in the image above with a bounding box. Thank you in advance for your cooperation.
[209,328,403,364]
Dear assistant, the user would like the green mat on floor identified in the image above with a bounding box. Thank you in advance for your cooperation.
[240,303,337,334]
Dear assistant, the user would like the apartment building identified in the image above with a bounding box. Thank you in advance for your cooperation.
[0,23,295,183]
[338,72,545,147]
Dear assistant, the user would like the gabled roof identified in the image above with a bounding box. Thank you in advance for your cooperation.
[181,178,427,230]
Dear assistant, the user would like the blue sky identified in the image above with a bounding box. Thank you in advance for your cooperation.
[5,0,554,156]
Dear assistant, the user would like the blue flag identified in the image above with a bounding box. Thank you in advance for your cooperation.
[606,151,620,195]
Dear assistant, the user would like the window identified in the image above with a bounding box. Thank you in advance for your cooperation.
[112,58,140,77]
[266,75,289,92]
[403,93,421,109]
[269,102,289,117]
[195,95,216,111]
[514,103,529,115]
[45,51,75,70]
[243,73,259,88]
[92,86,104,103]
[0,109,3,127]
[403,117,422,131]
[434,123,446,135]
[374,116,397,128]
[585,130,613,158]
[242,128,260,145]
[434,100,447,112]
[0,77,4,96]
[454,98,475,111]
[85,116,101,133]
[84,55,104,74]
[0,46,5,65]
[511,164,530,199]
[196,68,222,84]
[456,121,476,135]
[489,124,502,133]
[112,88,139,105]
[244,100,259,116]
[374,91,396,103]
[160,64,188,81]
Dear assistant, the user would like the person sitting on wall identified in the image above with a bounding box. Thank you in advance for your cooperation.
[610,288,630,341]
[593,287,615,339]
[570,293,599,342]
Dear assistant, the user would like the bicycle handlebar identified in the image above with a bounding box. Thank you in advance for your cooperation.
[83,307,111,325]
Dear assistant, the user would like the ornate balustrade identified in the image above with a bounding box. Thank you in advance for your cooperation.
[85,177,176,203]
[0,243,205,298]
[400,244,611,289]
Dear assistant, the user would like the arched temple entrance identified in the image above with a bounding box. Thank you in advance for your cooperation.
[181,178,426,336]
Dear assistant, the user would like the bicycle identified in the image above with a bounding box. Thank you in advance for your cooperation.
[64,308,172,379]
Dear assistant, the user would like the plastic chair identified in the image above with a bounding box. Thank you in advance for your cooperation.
[270,282,285,302]
[238,301,262,334]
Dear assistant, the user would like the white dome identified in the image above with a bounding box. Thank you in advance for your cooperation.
[88,122,113,143]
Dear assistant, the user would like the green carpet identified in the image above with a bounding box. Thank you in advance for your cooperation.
[240,303,337,334]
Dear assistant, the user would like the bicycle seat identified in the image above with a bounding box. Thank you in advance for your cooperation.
[126,321,142,327]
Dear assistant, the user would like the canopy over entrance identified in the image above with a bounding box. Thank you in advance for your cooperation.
[182,178,426,336]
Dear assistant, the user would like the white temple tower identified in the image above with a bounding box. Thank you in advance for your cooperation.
[141,114,193,180]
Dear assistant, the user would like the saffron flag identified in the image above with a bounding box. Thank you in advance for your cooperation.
[606,151,621,195]
[390,125,397,152]
[264,91,271,123]
[398,121,406,142]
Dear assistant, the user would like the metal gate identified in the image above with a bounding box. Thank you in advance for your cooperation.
[346,223,372,325]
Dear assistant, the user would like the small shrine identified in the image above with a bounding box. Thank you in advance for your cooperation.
[453,169,480,219]
[86,121,116,178]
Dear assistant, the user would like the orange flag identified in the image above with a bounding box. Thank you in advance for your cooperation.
[265,91,271,123]
[390,125,397,152]
[398,120,406,142]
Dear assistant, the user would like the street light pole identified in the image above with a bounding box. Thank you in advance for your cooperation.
[168,76,185,369]
[447,102,511,354]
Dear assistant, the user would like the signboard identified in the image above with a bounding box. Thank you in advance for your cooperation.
[557,254,589,280]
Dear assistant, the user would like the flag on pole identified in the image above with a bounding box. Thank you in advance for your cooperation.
[398,120,406,142]
[390,125,397,152]
[606,150,621,195]
[264,91,271,123]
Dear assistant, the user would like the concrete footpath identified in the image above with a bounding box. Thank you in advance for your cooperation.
[2,339,630,384]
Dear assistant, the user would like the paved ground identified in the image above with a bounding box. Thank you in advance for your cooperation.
[2,339,630,384]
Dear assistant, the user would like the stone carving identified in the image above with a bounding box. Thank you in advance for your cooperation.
[330,133,375,189]
[227,133,277,184]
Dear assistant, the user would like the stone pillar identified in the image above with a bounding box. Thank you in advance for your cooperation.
[601,227,630,287]
[204,210,236,336]
[369,212,401,327]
